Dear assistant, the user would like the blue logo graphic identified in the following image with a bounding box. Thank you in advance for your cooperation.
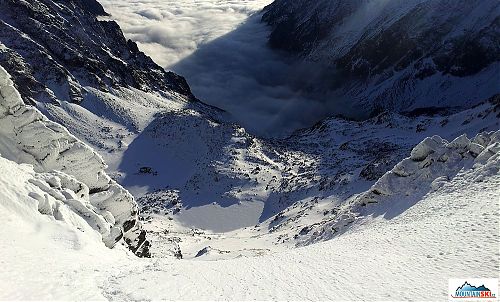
[452,281,496,299]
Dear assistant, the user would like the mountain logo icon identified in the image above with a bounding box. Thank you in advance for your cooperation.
[451,281,497,299]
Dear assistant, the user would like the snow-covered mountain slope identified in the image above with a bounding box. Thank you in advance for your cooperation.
[0,0,192,105]
[0,63,149,255]
[0,155,124,300]
[0,0,233,235]
[1,139,498,299]
[138,97,499,258]
[0,0,279,237]
[104,167,499,301]
[0,0,498,298]
[0,154,115,250]
[258,98,500,239]
[262,0,500,116]
[0,0,209,159]
[297,129,500,245]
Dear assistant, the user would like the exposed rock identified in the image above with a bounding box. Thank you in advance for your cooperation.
[296,130,500,245]
[0,0,194,107]
[78,0,109,16]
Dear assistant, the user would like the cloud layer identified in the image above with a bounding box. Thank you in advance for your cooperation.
[100,0,344,137]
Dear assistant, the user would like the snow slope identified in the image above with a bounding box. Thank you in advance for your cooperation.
[298,130,500,245]
[136,97,499,258]
[1,0,497,241]
[0,154,131,300]
[1,135,498,300]
[0,1,498,298]
[0,64,149,255]
[109,170,499,301]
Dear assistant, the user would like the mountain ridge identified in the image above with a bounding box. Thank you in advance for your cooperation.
[262,0,500,116]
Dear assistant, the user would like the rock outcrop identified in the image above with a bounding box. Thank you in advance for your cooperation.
[297,130,500,245]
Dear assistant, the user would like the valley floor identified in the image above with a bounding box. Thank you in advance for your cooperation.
[2,162,498,301]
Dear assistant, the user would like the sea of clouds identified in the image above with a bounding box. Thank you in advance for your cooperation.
[100,0,340,137]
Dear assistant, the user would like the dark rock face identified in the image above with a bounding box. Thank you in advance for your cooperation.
[262,0,500,114]
[0,0,193,106]
[126,229,151,258]
[78,0,109,16]
[263,0,364,53]
[359,158,394,181]
[432,19,500,77]
[335,4,500,80]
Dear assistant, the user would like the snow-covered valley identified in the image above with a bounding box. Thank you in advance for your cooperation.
[1,141,498,299]
[0,0,499,300]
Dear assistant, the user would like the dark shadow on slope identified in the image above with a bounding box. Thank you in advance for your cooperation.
[360,163,468,221]
[257,121,408,223]
[119,9,500,231]
[118,108,244,209]
[260,96,500,225]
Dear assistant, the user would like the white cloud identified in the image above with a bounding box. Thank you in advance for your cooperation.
[100,0,269,65]
[100,0,347,137]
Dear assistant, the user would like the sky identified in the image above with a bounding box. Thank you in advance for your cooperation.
[100,0,338,137]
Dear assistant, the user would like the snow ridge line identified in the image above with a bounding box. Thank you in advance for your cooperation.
[298,130,500,245]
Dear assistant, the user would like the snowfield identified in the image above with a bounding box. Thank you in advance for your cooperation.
[1,150,498,300]
[0,155,127,300]
[113,172,499,301]
[0,54,498,300]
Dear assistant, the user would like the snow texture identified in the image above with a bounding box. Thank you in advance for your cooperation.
[297,130,500,245]
[0,131,498,300]
[0,0,498,299]
[0,65,149,255]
